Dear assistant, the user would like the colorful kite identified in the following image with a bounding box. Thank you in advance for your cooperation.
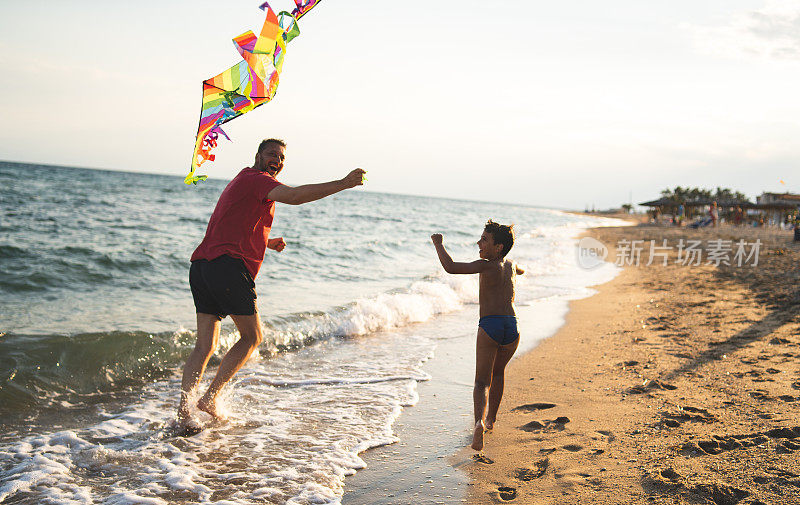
[185,0,321,184]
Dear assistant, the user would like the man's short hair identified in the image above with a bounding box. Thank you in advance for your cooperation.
[484,219,514,257]
[257,138,287,154]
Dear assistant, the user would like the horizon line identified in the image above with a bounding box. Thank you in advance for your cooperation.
[0,158,579,212]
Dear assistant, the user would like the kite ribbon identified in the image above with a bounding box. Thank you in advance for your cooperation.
[290,0,320,19]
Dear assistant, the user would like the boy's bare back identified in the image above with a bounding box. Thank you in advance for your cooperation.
[478,258,518,317]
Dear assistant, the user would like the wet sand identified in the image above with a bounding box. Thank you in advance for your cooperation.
[466,224,800,504]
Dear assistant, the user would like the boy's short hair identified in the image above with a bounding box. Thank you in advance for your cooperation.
[257,138,287,154]
[484,219,514,257]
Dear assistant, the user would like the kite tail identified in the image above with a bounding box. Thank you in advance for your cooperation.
[186,126,230,184]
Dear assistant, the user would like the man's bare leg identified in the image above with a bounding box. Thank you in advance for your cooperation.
[177,313,221,427]
[197,312,263,420]
[485,336,519,430]
[472,328,499,451]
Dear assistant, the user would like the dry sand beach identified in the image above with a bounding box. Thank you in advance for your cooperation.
[467,224,800,504]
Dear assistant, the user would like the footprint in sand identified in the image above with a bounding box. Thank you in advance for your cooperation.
[682,426,800,456]
[511,403,556,412]
[776,440,800,453]
[519,417,570,433]
[645,467,684,493]
[588,431,614,452]
[562,444,583,452]
[627,379,677,394]
[497,486,517,501]
[660,468,682,481]
[514,458,548,481]
[472,453,494,464]
[520,420,546,431]
[688,481,750,503]
[662,406,715,427]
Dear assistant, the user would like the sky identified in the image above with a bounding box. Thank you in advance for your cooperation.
[1,0,799,209]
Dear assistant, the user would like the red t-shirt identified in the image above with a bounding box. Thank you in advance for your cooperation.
[190,167,284,279]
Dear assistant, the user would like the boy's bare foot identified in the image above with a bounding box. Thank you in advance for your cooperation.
[197,396,227,421]
[485,418,495,431]
[471,420,485,451]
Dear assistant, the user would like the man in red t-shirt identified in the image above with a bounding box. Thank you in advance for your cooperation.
[176,138,365,434]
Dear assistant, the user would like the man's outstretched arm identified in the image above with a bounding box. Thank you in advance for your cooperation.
[431,234,489,274]
[268,169,365,205]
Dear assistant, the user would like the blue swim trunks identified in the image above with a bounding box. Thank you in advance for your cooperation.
[478,315,519,345]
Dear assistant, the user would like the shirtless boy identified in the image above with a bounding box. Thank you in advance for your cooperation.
[431,220,524,451]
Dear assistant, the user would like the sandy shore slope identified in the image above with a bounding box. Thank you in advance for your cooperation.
[467,225,800,504]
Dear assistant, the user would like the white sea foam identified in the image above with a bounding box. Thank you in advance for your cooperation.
[0,333,434,505]
[224,275,479,357]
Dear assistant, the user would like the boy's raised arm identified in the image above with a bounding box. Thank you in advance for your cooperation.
[431,233,488,274]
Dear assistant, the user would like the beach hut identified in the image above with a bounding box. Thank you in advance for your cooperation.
[641,191,800,227]
[638,197,752,224]
[753,193,800,226]
[756,192,800,205]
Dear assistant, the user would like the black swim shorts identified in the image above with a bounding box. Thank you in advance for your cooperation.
[189,255,257,318]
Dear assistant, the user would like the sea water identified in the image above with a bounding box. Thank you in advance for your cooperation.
[0,161,627,504]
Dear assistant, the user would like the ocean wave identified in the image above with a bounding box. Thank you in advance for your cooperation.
[0,248,157,294]
[0,259,115,293]
[0,244,30,259]
[56,247,153,272]
[338,213,404,223]
[0,330,196,414]
[259,275,476,355]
